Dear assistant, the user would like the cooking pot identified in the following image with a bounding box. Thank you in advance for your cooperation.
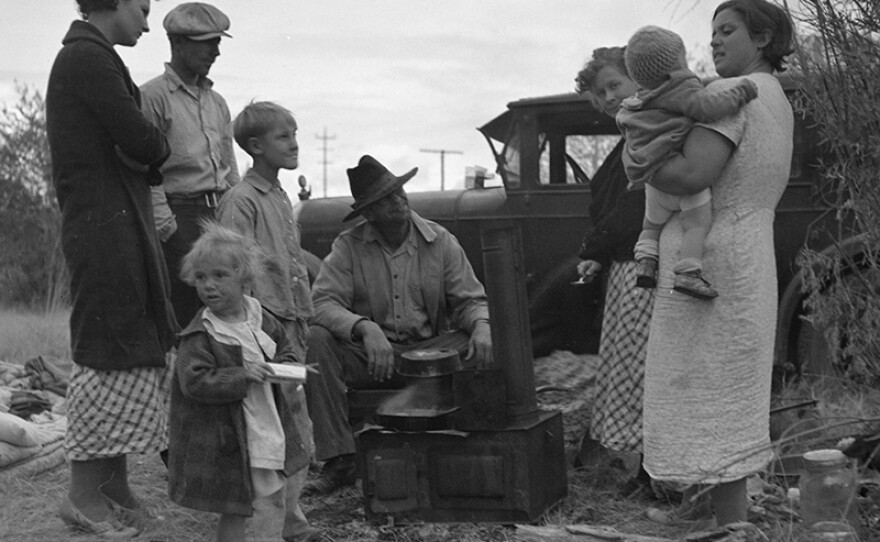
[397,348,461,377]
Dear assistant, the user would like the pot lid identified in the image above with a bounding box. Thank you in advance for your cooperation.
[398,348,462,377]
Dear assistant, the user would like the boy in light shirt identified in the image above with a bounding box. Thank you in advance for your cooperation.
[217,101,319,542]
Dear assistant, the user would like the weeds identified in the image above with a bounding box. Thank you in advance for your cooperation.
[790,0,880,384]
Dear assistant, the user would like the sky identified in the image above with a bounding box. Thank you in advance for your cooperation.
[0,0,721,199]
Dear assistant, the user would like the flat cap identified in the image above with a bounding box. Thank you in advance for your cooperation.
[163,2,231,40]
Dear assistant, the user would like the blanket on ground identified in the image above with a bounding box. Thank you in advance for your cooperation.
[0,360,69,478]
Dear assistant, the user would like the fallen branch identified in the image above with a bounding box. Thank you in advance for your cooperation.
[515,523,673,542]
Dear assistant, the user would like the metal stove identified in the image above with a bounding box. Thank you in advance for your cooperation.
[355,221,567,523]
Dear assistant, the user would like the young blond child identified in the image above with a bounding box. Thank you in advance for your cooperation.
[167,223,319,542]
[216,101,318,541]
[617,25,758,299]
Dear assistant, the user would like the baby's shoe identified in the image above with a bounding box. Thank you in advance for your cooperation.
[673,270,718,299]
[635,258,658,289]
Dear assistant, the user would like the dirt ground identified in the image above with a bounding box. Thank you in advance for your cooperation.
[2,351,875,541]
[0,351,599,541]
[4,447,856,542]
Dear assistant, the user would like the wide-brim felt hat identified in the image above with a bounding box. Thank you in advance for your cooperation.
[343,155,417,222]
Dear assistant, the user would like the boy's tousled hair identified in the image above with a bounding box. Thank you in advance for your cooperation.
[180,220,263,287]
[232,101,296,155]
[714,0,796,73]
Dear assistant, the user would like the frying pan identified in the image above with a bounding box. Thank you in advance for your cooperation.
[375,406,460,432]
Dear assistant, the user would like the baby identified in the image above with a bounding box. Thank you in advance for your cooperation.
[617,25,758,299]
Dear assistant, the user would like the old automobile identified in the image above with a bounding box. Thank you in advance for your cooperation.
[296,77,851,378]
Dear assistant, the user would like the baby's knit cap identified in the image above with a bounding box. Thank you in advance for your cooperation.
[625,25,686,87]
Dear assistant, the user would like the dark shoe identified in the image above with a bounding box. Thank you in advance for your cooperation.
[673,270,718,299]
[303,454,357,497]
[59,497,140,539]
[284,525,324,541]
[635,258,658,289]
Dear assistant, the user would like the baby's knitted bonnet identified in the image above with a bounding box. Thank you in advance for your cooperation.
[625,25,686,87]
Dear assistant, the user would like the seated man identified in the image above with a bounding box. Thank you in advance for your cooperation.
[304,155,493,495]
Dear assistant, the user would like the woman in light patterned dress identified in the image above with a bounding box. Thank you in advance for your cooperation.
[641,0,796,526]
[574,46,655,496]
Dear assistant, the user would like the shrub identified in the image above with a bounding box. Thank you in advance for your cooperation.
[792,0,880,382]
[0,84,67,310]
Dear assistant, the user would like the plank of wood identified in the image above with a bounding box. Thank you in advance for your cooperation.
[514,524,674,542]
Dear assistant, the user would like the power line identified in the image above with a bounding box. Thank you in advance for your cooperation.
[315,127,336,197]
[419,148,463,191]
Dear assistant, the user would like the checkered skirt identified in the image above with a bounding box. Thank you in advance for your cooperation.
[64,362,171,460]
[589,260,655,453]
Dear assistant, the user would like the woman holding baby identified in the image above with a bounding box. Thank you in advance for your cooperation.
[641,0,796,526]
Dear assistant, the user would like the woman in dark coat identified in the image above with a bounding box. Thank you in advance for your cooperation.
[46,0,176,536]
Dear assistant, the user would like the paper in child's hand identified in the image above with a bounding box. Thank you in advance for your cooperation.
[266,362,308,383]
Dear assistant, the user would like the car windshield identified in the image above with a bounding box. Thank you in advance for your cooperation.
[478,93,620,189]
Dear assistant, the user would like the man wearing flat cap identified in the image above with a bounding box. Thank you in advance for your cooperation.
[141,2,239,328]
[303,155,493,495]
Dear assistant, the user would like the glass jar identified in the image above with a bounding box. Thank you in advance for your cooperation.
[799,449,859,538]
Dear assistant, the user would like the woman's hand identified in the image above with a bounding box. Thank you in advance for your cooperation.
[649,127,735,195]
[577,260,602,283]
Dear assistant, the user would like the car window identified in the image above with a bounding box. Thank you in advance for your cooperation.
[499,130,522,189]
[539,134,620,185]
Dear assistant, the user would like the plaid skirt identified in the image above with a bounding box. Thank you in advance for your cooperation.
[589,260,655,453]
[65,361,171,461]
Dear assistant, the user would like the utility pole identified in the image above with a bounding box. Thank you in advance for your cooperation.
[419,148,462,191]
[315,127,336,197]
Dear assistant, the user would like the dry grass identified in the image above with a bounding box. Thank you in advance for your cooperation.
[0,453,217,541]
[4,442,866,542]
[0,446,690,542]
[3,310,880,540]
[0,307,70,364]
[772,375,880,459]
